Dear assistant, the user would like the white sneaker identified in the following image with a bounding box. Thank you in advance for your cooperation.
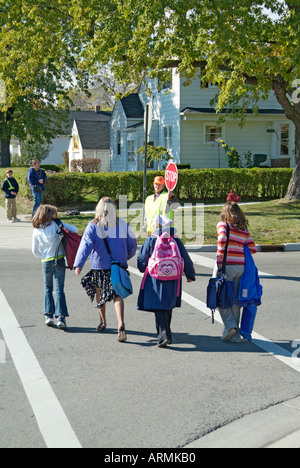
[45,315,54,327]
[57,316,67,330]
[222,328,237,342]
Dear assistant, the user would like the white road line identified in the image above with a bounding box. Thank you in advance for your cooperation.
[188,253,274,278]
[0,289,82,448]
[128,266,300,374]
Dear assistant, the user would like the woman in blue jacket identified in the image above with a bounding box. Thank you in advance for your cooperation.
[137,216,195,348]
[27,159,47,216]
[74,197,137,342]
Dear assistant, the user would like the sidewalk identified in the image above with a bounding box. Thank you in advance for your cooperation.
[1,205,299,448]
[185,397,300,448]
[0,206,32,249]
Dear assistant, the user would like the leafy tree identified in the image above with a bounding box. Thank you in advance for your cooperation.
[11,139,53,166]
[135,145,172,170]
[72,0,300,199]
[0,0,83,166]
[68,65,139,111]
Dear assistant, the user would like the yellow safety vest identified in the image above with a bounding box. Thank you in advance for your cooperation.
[145,191,174,234]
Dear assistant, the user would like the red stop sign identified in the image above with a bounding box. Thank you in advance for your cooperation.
[165,162,178,192]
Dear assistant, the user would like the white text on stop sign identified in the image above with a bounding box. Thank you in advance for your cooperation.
[165,170,177,182]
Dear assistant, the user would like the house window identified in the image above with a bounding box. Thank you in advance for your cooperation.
[163,127,172,149]
[117,131,121,156]
[203,82,219,88]
[205,125,222,142]
[280,124,289,155]
[127,139,135,162]
[158,70,172,90]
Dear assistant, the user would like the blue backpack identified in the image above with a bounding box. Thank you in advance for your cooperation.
[238,244,263,341]
[238,244,263,306]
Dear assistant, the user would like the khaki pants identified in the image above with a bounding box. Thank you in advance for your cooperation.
[218,264,245,341]
[5,198,17,220]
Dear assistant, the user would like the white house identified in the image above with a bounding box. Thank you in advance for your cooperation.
[11,109,111,168]
[68,111,111,172]
[110,70,296,171]
[110,93,145,172]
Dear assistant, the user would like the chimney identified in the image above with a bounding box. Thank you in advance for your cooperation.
[95,105,101,113]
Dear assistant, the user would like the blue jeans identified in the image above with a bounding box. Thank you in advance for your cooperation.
[32,190,43,217]
[42,259,69,318]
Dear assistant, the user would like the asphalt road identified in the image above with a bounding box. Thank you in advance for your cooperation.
[0,215,300,449]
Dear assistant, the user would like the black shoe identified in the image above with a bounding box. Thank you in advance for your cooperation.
[158,338,172,348]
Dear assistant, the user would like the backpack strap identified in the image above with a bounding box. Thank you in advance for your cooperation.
[221,223,230,276]
[141,267,149,290]
[99,224,113,261]
[54,218,66,267]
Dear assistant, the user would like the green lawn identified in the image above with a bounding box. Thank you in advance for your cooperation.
[201,199,300,245]
[2,195,298,245]
[58,199,300,245]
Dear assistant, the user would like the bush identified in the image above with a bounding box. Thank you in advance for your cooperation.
[70,158,101,173]
[0,167,293,207]
[176,168,292,201]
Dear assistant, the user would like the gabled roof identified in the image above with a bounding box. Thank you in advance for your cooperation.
[69,110,111,122]
[74,120,110,150]
[180,107,285,115]
[121,93,144,119]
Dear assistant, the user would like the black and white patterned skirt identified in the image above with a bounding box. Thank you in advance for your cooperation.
[81,269,118,308]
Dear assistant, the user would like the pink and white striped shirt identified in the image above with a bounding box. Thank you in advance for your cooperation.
[216,222,257,266]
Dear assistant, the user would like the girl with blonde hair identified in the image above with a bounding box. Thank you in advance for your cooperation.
[74,197,137,341]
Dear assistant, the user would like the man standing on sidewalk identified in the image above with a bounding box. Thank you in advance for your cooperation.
[1,169,21,223]
[27,159,47,217]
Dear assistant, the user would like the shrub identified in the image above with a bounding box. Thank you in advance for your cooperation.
[0,167,293,207]
[70,158,101,173]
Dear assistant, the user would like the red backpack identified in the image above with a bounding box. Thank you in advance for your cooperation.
[54,219,81,270]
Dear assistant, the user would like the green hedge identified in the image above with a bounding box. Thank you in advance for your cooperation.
[176,168,293,201]
[0,167,293,206]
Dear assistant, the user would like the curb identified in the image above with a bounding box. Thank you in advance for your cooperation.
[0,207,299,253]
[185,244,300,253]
[184,396,300,449]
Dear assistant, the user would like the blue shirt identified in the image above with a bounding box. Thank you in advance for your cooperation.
[74,219,137,270]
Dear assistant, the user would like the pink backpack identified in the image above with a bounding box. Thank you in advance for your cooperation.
[141,232,184,296]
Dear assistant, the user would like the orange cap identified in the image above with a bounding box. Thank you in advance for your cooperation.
[153,176,165,185]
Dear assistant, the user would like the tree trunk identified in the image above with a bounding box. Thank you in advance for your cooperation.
[286,125,300,200]
[0,138,10,167]
[272,85,300,201]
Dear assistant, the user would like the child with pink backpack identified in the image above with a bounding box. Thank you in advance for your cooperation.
[137,215,195,347]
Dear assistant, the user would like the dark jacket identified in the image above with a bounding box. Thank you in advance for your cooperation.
[137,228,196,312]
[27,167,47,192]
[1,177,19,198]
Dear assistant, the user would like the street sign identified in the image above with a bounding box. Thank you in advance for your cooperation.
[165,161,178,192]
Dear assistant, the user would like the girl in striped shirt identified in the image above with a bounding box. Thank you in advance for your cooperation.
[216,201,257,342]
